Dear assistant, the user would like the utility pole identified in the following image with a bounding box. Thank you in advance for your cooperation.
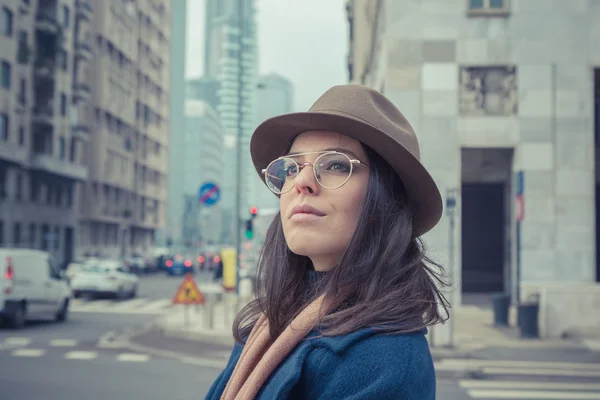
[233,0,245,296]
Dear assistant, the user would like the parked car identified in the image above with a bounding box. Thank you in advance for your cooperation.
[0,248,71,329]
[70,260,138,299]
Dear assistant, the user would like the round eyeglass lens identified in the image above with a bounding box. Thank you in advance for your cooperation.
[265,158,297,194]
[314,153,353,189]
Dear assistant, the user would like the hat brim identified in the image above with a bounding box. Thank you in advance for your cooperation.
[250,111,443,237]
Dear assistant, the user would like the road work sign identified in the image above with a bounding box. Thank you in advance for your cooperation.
[172,274,205,305]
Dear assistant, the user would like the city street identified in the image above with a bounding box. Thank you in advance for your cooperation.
[0,271,222,399]
[2,270,600,399]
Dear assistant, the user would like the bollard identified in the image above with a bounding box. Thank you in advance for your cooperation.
[204,293,215,330]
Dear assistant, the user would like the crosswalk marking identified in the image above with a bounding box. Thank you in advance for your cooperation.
[437,358,600,371]
[110,298,149,310]
[460,380,600,391]
[2,337,32,346]
[70,298,174,314]
[49,339,78,347]
[467,389,600,399]
[480,367,600,378]
[65,351,98,360]
[140,298,173,310]
[116,353,151,362]
[11,348,45,357]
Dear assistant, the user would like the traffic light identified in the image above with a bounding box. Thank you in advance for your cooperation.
[250,206,258,217]
[245,219,254,240]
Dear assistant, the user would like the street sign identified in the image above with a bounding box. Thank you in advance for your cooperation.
[198,182,220,207]
[172,274,205,305]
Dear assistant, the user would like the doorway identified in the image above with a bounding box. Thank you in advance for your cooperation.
[461,183,506,292]
[461,148,513,294]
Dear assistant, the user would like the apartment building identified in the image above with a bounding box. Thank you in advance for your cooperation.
[0,0,86,265]
[348,0,600,343]
[77,0,170,259]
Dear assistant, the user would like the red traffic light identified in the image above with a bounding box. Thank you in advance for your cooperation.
[250,206,258,215]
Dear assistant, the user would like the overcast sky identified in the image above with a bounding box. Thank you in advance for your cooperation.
[185,0,349,111]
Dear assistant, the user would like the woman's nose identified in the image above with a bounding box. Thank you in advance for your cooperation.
[294,163,318,194]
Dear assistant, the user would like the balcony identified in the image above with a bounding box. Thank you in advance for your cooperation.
[73,82,91,100]
[19,0,31,14]
[0,140,29,165]
[35,9,60,34]
[34,58,56,81]
[75,40,93,61]
[29,153,88,181]
[32,103,54,127]
[76,0,93,20]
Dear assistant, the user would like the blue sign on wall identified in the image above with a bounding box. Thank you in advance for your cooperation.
[198,182,221,207]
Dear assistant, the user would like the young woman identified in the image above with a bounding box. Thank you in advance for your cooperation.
[206,84,449,400]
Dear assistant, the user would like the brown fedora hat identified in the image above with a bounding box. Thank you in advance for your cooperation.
[250,84,442,237]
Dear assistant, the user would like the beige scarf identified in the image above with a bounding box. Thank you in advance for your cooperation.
[221,294,332,400]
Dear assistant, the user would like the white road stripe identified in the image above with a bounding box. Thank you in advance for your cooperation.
[65,351,98,360]
[467,389,600,399]
[12,348,45,357]
[70,298,171,314]
[460,380,600,391]
[116,353,151,362]
[140,298,173,310]
[2,337,32,346]
[111,299,148,309]
[49,339,78,347]
[480,367,600,378]
[437,358,600,371]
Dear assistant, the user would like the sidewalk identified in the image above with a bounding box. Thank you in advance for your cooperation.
[153,295,599,358]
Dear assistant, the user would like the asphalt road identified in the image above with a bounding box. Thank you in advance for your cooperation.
[1,346,222,400]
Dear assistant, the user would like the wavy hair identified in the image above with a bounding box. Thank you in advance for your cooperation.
[233,145,450,342]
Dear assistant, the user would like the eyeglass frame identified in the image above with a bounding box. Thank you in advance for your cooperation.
[261,150,369,194]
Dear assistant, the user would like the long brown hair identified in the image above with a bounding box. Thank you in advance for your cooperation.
[233,145,450,342]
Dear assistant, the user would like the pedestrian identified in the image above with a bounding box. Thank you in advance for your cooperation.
[206,84,450,400]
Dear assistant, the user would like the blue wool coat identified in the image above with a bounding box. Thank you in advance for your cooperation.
[204,327,436,399]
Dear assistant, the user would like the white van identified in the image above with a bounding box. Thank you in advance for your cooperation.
[0,249,72,329]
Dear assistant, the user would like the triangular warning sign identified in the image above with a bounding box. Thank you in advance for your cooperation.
[172,274,205,305]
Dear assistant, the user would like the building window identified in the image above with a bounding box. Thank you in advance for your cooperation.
[13,222,21,247]
[468,0,509,14]
[459,66,518,116]
[58,50,68,71]
[15,172,22,201]
[18,78,26,105]
[61,5,69,28]
[60,93,67,116]
[2,7,12,37]
[0,113,8,140]
[18,126,24,145]
[1,60,11,88]
[58,136,66,160]
[70,137,77,162]
[29,223,36,248]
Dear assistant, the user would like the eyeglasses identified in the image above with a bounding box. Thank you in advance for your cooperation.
[261,151,369,195]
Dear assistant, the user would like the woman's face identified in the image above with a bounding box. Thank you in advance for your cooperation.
[279,130,369,271]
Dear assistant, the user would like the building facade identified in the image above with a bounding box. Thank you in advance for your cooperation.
[252,73,294,211]
[183,99,224,245]
[164,0,186,248]
[204,0,258,245]
[348,0,600,342]
[77,0,170,258]
[0,0,87,265]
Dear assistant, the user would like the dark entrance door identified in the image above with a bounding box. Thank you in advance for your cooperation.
[462,183,505,293]
[64,227,74,268]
